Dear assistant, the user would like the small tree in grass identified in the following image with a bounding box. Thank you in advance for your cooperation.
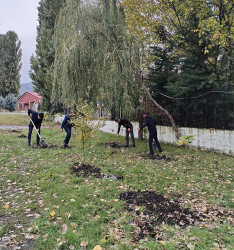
[71,101,104,163]
[4,94,17,112]
[178,135,195,147]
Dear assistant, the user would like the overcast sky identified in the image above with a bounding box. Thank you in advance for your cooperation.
[0,0,40,84]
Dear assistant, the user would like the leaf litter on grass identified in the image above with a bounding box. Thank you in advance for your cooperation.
[0,154,43,249]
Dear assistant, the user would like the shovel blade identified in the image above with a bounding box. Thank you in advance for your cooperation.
[41,140,47,148]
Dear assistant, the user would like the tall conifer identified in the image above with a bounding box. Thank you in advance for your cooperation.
[0,31,22,97]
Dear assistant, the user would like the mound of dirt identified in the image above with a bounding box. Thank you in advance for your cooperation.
[120,190,200,227]
[71,162,123,180]
[71,162,101,178]
[120,190,232,240]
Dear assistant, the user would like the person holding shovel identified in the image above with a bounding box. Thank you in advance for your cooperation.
[115,117,135,148]
[28,109,44,146]
[61,111,77,148]
[137,112,162,155]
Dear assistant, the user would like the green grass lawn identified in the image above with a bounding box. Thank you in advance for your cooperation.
[0,113,29,125]
[0,115,233,249]
[0,113,52,127]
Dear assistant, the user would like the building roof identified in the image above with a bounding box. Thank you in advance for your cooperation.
[29,92,42,99]
[18,92,42,104]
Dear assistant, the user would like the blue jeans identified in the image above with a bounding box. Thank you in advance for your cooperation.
[64,126,71,146]
[28,122,41,145]
[148,131,162,155]
[125,126,135,146]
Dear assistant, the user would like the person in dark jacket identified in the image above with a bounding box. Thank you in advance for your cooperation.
[137,112,162,155]
[115,118,135,148]
[28,109,44,146]
[61,111,77,147]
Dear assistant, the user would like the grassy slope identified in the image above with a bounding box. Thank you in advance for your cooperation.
[0,115,233,249]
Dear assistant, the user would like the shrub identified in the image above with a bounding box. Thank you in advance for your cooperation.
[4,94,17,112]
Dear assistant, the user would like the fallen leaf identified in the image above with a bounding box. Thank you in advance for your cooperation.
[187,243,195,250]
[70,222,77,228]
[25,233,36,239]
[80,241,88,247]
[93,245,102,250]
[113,199,119,203]
[61,224,68,234]
[49,210,56,219]
[100,238,107,244]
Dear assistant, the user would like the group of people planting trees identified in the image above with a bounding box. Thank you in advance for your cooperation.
[28,108,163,156]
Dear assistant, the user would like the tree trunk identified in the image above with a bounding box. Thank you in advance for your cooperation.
[140,71,181,140]
[138,113,144,140]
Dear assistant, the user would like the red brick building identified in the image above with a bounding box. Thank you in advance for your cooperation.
[16,92,42,112]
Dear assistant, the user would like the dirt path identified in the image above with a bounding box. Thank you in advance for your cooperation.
[0,125,28,130]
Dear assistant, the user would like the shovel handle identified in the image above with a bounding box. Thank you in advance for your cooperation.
[29,117,42,140]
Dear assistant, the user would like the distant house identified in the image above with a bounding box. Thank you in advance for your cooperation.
[16,92,42,112]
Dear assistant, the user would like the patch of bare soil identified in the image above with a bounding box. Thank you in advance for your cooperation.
[9,130,21,133]
[120,190,233,241]
[140,154,173,162]
[18,134,27,138]
[71,162,123,180]
[71,162,101,178]
[100,142,124,148]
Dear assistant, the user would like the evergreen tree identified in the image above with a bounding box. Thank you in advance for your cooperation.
[29,0,65,111]
[4,94,17,112]
[0,31,22,97]
[147,5,233,129]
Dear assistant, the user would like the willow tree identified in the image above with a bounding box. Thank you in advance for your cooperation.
[52,0,142,119]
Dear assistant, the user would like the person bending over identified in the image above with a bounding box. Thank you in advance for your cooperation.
[61,111,77,148]
[115,117,135,148]
[28,109,44,146]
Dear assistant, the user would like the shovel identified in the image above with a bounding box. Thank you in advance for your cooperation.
[30,117,47,148]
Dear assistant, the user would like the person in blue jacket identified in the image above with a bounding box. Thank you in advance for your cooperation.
[28,109,44,146]
[137,112,162,155]
[115,117,135,148]
[61,111,77,148]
